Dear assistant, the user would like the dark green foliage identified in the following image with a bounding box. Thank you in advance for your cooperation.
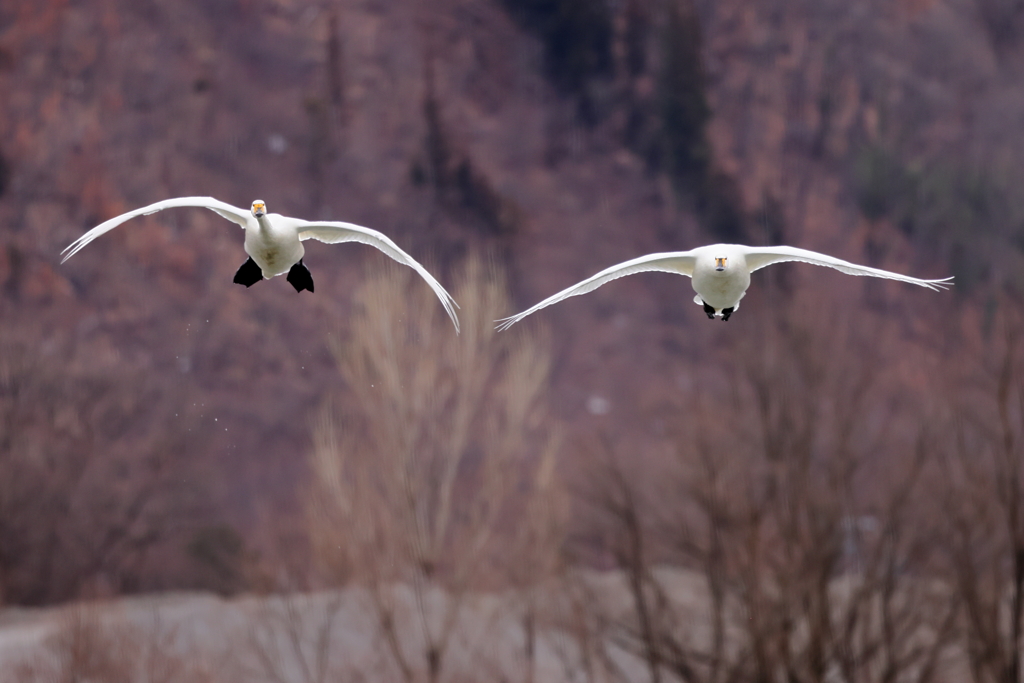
[500,0,742,238]
[696,170,746,242]
[911,164,1018,240]
[409,159,428,187]
[620,1,651,149]
[757,191,788,246]
[422,87,449,190]
[853,144,1024,293]
[656,0,711,188]
[0,147,9,198]
[854,144,1024,244]
[499,0,613,122]
[811,87,834,159]
[4,244,23,298]
[976,0,1024,52]
[623,0,649,78]
[754,191,794,292]
[626,0,744,241]
[326,11,344,109]
[949,240,989,294]
[853,145,914,223]
[304,96,333,173]
[187,524,247,595]
[417,76,520,238]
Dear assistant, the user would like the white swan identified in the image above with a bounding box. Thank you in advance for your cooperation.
[62,197,460,332]
[496,243,952,329]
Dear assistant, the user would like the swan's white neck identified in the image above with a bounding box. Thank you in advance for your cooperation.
[255,214,273,236]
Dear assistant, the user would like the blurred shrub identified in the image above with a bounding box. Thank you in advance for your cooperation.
[975,0,1024,53]
[185,523,247,596]
[853,143,1024,292]
[0,147,9,199]
[0,334,207,605]
[853,144,914,224]
[9,605,215,682]
[854,145,1017,241]
[654,0,711,189]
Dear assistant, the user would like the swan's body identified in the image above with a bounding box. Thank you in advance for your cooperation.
[496,244,952,329]
[62,197,459,332]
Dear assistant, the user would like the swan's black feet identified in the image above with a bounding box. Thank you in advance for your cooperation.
[287,259,314,293]
[721,307,734,321]
[702,301,716,319]
[233,257,264,288]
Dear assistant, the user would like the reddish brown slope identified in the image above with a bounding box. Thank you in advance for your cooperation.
[0,0,1018,601]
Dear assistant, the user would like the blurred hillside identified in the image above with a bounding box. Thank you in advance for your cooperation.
[1,0,1023,608]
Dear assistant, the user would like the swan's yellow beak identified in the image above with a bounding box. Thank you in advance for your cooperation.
[251,201,266,217]
[715,257,727,271]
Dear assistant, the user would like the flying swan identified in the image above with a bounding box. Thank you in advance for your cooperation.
[496,243,952,330]
[62,197,460,332]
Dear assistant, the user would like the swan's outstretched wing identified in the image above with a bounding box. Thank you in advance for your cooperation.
[743,246,954,291]
[496,251,698,331]
[297,221,460,333]
[62,197,250,263]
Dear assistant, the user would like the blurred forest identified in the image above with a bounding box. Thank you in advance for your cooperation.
[1,0,1024,680]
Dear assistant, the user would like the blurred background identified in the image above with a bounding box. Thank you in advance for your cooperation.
[1,0,1023,680]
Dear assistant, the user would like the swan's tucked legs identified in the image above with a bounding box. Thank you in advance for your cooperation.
[702,301,716,319]
[721,307,734,321]
[233,257,263,288]
[287,259,314,293]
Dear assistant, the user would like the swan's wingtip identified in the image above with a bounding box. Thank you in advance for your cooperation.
[494,317,516,332]
[443,305,460,334]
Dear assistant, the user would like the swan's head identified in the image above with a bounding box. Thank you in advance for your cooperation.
[714,256,728,272]
[251,200,267,218]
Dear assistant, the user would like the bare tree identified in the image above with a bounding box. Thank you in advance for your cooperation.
[240,592,364,683]
[0,333,206,604]
[579,304,957,683]
[942,296,1024,683]
[307,252,562,683]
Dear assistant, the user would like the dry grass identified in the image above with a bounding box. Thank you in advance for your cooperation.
[4,603,216,683]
